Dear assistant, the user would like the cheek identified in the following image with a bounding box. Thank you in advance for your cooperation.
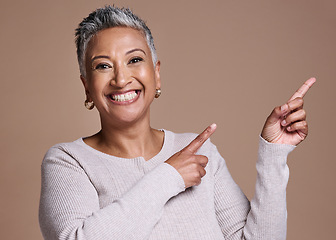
[136,67,147,78]
[137,67,156,87]
[89,79,107,95]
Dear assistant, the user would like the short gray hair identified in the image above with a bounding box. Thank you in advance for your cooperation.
[75,6,157,77]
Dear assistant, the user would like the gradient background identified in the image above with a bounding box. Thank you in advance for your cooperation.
[1,0,335,239]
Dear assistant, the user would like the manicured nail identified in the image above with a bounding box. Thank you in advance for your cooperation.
[210,123,217,129]
[287,126,291,131]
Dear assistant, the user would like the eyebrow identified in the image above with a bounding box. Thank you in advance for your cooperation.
[126,48,146,55]
[91,55,110,63]
[91,49,146,63]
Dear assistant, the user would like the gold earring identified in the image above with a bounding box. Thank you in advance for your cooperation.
[84,100,94,110]
[155,89,162,98]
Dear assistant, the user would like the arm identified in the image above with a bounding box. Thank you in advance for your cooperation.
[214,138,295,240]
[215,78,316,239]
[39,147,185,240]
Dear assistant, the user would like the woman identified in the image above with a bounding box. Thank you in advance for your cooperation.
[39,6,315,240]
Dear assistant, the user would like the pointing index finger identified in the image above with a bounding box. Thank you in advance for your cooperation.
[288,77,316,102]
[184,123,217,154]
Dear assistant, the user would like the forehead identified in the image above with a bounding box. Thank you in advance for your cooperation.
[86,27,149,56]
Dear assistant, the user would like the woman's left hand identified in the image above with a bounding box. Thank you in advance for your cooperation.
[261,78,316,146]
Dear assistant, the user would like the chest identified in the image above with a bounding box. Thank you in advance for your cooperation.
[81,154,224,239]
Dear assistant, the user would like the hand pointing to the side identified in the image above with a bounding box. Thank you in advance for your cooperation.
[261,77,316,146]
[165,124,217,189]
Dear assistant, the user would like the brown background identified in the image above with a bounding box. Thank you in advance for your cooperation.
[1,0,335,239]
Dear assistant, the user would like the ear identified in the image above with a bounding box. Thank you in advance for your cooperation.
[154,60,161,90]
[80,75,92,101]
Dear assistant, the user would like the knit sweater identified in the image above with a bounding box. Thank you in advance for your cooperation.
[39,130,295,240]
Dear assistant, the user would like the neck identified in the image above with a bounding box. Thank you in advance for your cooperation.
[94,116,163,160]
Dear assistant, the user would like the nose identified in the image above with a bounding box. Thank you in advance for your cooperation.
[110,65,132,88]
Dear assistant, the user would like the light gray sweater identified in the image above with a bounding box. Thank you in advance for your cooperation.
[39,130,295,240]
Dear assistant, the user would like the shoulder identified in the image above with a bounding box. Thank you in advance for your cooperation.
[42,138,88,168]
[168,130,198,144]
[164,129,217,154]
[44,139,82,157]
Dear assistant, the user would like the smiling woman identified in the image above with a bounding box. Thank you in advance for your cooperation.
[81,27,161,134]
[38,5,315,240]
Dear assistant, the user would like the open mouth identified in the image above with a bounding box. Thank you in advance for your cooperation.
[108,90,140,103]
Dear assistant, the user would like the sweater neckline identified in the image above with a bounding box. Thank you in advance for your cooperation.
[75,129,173,163]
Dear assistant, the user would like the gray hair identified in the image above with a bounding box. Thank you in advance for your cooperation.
[75,6,157,77]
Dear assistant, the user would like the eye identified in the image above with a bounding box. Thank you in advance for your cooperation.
[128,57,143,64]
[94,63,112,71]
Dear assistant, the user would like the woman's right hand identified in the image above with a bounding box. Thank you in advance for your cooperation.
[165,124,217,188]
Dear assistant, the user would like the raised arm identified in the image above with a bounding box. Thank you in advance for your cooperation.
[215,78,316,239]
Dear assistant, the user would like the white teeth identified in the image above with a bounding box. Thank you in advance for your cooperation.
[111,91,138,102]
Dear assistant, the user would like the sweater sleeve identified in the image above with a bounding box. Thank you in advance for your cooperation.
[214,136,295,240]
[39,146,185,240]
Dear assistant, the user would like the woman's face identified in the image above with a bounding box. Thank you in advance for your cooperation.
[81,27,161,127]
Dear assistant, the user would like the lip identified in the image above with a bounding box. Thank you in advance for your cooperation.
[107,90,141,105]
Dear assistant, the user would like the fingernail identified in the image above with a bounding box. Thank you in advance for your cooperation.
[287,126,291,131]
[281,120,286,126]
[210,123,217,129]
[280,104,287,112]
